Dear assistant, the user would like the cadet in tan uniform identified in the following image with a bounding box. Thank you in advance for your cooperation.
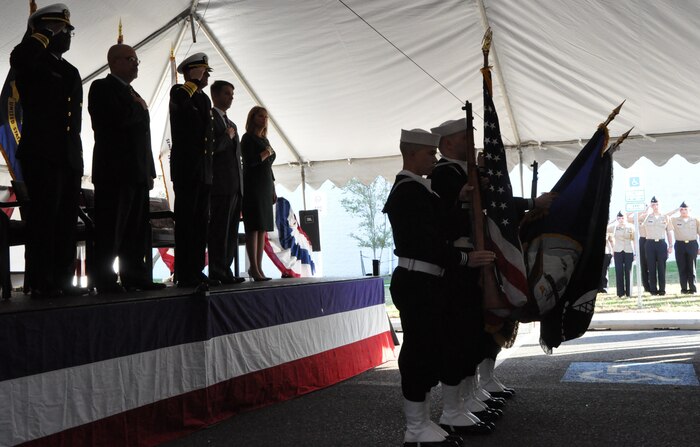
[608,211,635,297]
[632,206,651,292]
[669,202,700,294]
[643,196,673,295]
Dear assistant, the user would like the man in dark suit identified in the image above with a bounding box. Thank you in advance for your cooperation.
[208,80,245,284]
[169,53,219,289]
[88,44,165,294]
[10,3,87,297]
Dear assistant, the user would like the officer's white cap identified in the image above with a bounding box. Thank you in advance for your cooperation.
[177,52,213,74]
[430,118,467,136]
[29,3,74,31]
[400,129,440,147]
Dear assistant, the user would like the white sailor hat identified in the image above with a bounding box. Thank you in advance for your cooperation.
[400,128,441,147]
[430,118,467,136]
[29,3,74,31]
[177,52,213,74]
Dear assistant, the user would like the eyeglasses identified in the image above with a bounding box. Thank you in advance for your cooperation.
[123,56,140,65]
[60,28,75,37]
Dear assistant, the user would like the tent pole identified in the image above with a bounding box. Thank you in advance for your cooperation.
[193,14,304,167]
[148,20,190,107]
[301,165,308,210]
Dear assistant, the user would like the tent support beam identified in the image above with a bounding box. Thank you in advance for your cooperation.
[301,165,307,209]
[147,19,190,107]
[194,14,305,167]
[81,8,192,84]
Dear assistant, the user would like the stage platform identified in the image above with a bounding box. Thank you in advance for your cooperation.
[0,277,395,446]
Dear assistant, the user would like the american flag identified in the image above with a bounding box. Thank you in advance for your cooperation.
[480,67,528,309]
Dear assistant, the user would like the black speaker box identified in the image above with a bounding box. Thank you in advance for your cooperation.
[299,210,321,252]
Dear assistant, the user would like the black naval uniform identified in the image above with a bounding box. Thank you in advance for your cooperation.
[638,232,650,292]
[10,28,83,294]
[89,74,157,289]
[383,171,467,402]
[208,108,243,282]
[429,159,483,385]
[169,81,214,285]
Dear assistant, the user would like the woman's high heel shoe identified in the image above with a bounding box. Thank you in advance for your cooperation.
[248,269,271,282]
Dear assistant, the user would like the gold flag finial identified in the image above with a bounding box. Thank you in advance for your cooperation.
[29,1,37,14]
[482,27,493,71]
[117,18,123,44]
[482,27,493,55]
[605,127,634,154]
[603,100,625,127]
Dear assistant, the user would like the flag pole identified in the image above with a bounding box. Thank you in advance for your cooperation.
[464,27,511,341]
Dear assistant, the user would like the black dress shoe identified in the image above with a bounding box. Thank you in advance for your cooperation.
[97,283,127,294]
[487,390,514,399]
[474,408,502,421]
[61,286,90,296]
[31,288,62,299]
[404,439,461,447]
[484,398,505,409]
[198,274,221,286]
[213,276,246,285]
[124,282,167,292]
[440,421,493,435]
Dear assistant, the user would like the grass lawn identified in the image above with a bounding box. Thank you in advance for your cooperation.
[384,260,700,317]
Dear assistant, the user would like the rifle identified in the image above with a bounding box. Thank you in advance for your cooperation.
[531,161,538,201]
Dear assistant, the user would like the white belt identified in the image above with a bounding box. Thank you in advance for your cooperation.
[453,237,473,249]
[398,257,445,277]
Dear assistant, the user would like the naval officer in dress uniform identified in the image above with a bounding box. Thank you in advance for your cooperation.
[169,53,219,289]
[633,206,651,292]
[383,128,496,446]
[670,202,700,294]
[10,3,88,297]
[608,211,635,297]
[643,196,673,295]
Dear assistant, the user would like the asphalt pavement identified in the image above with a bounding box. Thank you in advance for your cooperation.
[162,316,700,447]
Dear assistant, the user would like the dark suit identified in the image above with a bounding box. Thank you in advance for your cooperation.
[88,74,157,288]
[169,82,214,284]
[10,29,83,292]
[208,109,243,281]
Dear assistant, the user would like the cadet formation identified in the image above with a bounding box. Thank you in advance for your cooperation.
[607,197,699,297]
[10,3,248,296]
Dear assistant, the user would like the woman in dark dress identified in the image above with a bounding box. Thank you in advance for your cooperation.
[241,106,276,281]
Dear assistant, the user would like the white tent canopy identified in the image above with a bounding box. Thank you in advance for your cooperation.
[2,0,699,191]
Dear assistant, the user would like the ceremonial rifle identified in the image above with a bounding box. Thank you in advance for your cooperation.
[530,161,538,201]
[463,101,503,332]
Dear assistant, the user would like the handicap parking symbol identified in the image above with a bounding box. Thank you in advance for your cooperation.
[561,362,699,386]
[629,177,640,187]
